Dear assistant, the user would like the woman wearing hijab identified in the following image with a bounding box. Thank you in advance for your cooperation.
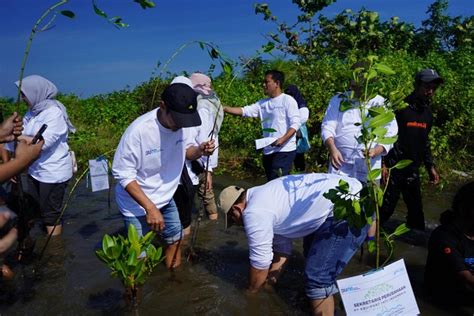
[12,75,75,236]
[188,73,223,221]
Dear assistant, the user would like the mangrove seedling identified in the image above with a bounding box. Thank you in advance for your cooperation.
[95,224,163,306]
[323,56,412,268]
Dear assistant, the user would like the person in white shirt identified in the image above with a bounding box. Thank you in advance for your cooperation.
[224,70,301,181]
[219,173,369,316]
[321,69,398,183]
[7,75,75,236]
[112,83,215,269]
[189,73,223,221]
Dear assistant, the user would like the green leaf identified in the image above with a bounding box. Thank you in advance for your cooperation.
[60,10,75,18]
[371,126,387,138]
[198,41,205,50]
[376,135,398,145]
[366,69,377,81]
[127,249,138,267]
[262,128,277,133]
[338,179,349,193]
[128,224,139,244]
[375,63,396,75]
[333,203,347,220]
[367,169,381,181]
[93,1,107,18]
[95,250,110,263]
[210,48,219,59]
[222,62,233,77]
[392,223,410,236]
[339,99,352,112]
[367,239,376,253]
[376,186,384,207]
[111,17,129,28]
[110,242,123,259]
[154,246,163,261]
[323,188,339,202]
[352,200,361,215]
[128,224,141,255]
[134,0,155,9]
[141,231,156,246]
[102,234,115,257]
[368,106,385,117]
[392,159,412,169]
[262,41,275,53]
[368,112,394,129]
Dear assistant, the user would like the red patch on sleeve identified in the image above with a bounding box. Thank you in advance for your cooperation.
[443,247,452,254]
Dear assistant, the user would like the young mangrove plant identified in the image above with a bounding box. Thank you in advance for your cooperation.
[95,224,163,305]
[323,56,412,268]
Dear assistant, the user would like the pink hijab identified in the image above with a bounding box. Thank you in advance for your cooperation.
[190,73,212,96]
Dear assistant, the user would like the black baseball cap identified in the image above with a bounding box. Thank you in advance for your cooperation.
[415,69,444,84]
[161,83,201,128]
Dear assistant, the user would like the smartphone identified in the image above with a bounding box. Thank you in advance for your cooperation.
[31,124,47,144]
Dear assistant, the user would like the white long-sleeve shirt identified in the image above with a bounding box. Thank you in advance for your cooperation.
[242,93,301,155]
[299,107,309,124]
[242,173,362,269]
[321,93,398,181]
[112,109,191,217]
[6,106,72,183]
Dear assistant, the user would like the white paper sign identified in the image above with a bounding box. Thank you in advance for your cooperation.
[89,159,109,192]
[255,137,278,150]
[337,259,419,316]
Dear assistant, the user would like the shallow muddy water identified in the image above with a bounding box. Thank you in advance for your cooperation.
[0,173,472,315]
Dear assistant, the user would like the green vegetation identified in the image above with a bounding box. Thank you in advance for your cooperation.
[95,224,163,305]
[0,0,472,181]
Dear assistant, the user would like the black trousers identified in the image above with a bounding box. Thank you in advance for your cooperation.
[380,167,425,230]
[262,150,297,181]
[294,152,306,172]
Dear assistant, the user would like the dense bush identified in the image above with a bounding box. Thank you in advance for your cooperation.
[0,47,472,178]
[1,0,471,179]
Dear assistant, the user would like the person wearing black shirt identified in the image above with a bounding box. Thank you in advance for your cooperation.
[380,69,442,230]
[424,181,474,306]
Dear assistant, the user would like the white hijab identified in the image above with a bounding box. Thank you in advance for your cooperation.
[16,75,76,133]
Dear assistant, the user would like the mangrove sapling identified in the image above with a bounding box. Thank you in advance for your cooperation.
[95,224,163,307]
[149,40,235,108]
[323,56,412,268]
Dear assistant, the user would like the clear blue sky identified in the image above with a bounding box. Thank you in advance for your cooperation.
[0,0,471,98]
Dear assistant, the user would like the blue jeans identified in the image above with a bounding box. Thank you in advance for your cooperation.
[123,199,182,245]
[303,217,368,300]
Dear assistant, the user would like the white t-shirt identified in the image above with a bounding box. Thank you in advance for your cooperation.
[112,109,190,217]
[242,93,301,155]
[5,106,73,183]
[242,173,362,270]
[321,93,398,181]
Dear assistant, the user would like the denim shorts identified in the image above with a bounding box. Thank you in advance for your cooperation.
[303,217,368,300]
[123,199,182,245]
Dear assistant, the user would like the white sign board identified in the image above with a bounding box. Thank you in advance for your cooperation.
[89,158,109,192]
[337,259,419,316]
